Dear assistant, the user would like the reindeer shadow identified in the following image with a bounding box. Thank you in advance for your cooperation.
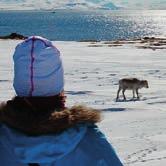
[65,91,93,95]
[115,98,140,102]
[102,108,126,112]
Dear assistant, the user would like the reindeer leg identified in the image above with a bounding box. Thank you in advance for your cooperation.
[122,89,126,100]
[133,89,135,99]
[116,87,121,101]
[136,89,139,99]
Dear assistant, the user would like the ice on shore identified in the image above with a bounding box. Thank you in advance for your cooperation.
[0,39,166,165]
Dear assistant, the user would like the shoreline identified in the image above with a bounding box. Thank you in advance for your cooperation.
[1,32,166,51]
[1,34,166,51]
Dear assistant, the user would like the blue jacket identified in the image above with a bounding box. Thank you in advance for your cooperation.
[0,99,123,166]
[0,124,123,166]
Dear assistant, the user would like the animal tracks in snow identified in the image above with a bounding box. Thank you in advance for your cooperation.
[125,147,158,165]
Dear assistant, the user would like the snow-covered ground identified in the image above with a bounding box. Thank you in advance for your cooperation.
[0,39,166,165]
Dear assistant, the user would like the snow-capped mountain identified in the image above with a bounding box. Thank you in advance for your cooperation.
[111,0,166,10]
[0,0,166,10]
[0,0,120,10]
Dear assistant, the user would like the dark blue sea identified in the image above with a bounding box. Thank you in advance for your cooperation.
[0,10,166,41]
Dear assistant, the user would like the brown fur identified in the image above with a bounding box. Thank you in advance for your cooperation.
[0,97,101,136]
[116,78,149,101]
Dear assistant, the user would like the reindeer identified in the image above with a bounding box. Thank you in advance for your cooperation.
[116,78,149,101]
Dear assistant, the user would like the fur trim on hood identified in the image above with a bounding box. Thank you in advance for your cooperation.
[0,97,101,136]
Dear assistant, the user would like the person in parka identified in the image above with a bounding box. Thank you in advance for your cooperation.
[0,36,123,166]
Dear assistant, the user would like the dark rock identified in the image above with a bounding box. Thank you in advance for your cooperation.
[108,44,123,47]
[79,39,99,42]
[0,33,27,40]
[88,44,103,47]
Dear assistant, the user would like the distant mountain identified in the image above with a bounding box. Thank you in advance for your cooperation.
[111,0,166,10]
[1,0,166,10]
[99,2,120,10]
[0,0,120,10]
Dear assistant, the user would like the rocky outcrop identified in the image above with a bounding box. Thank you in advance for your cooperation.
[0,33,27,40]
[86,37,166,50]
